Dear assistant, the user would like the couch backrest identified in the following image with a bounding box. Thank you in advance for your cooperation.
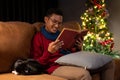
[0,21,35,73]
[59,21,81,31]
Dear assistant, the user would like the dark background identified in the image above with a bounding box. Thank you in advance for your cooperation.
[0,0,58,23]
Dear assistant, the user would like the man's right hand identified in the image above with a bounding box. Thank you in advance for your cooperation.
[48,40,64,53]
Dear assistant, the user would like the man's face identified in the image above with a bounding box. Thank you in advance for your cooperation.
[44,14,63,33]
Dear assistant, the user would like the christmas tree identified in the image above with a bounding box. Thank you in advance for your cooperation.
[80,0,120,58]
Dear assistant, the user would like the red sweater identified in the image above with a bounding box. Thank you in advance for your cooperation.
[31,32,63,74]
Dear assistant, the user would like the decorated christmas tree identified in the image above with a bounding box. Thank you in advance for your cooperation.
[80,0,120,58]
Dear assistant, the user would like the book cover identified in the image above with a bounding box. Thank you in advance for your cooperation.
[56,28,88,50]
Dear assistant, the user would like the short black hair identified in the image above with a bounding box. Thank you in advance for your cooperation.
[45,8,63,17]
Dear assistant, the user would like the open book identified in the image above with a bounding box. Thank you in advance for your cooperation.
[56,28,88,50]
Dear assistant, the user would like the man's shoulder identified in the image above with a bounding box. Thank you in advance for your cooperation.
[34,31,44,38]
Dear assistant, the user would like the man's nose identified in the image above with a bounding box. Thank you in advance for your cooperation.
[54,23,59,28]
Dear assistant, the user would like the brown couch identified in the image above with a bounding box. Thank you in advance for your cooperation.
[0,21,119,80]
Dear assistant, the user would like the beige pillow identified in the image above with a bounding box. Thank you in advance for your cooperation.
[0,22,35,73]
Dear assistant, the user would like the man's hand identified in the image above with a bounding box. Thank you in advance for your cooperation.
[48,40,64,53]
[75,38,83,51]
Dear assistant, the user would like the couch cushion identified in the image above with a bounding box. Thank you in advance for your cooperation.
[0,73,66,80]
[0,21,35,73]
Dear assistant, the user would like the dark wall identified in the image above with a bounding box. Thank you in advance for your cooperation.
[58,0,86,23]
[0,0,58,23]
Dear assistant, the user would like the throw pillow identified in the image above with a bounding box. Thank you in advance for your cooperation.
[55,51,112,70]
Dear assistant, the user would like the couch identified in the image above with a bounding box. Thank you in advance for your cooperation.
[0,21,119,80]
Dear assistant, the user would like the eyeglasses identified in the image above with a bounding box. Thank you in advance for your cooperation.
[49,18,62,26]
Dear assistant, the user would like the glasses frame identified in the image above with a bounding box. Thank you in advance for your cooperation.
[49,17,62,26]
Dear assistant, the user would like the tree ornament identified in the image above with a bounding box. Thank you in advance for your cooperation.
[88,7,94,15]
[101,9,109,19]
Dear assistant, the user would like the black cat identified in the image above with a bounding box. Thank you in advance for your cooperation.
[12,59,44,75]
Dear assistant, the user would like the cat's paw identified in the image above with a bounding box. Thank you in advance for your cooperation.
[12,70,18,75]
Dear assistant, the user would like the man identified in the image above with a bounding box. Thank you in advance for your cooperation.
[31,8,114,80]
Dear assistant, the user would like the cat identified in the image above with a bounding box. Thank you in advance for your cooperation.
[12,59,44,75]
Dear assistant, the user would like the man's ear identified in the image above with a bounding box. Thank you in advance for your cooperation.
[44,16,49,23]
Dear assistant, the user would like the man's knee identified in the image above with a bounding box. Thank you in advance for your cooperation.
[79,69,92,80]
[51,66,92,80]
